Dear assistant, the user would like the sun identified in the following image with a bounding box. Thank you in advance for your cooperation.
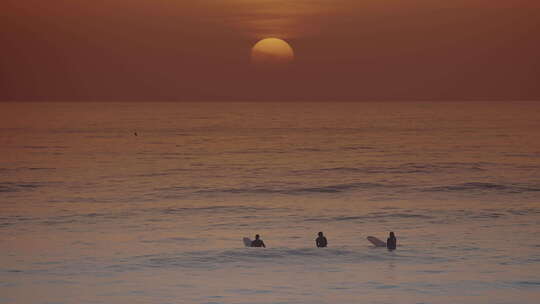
[251,38,294,66]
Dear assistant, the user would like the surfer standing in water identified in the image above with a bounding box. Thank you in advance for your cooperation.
[251,234,266,248]
[316,231,328,248]
[387,232,397,250]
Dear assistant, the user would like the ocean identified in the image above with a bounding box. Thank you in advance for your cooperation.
[1,101,539,304]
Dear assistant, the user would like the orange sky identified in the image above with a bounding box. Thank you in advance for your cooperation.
[1,0,539,101]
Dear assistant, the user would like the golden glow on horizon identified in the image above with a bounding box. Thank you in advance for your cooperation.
[251,38,294,66]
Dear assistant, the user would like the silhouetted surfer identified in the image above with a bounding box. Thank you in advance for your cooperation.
[316,231,327,248]
[387,232,397,250]
[250,234,266,248]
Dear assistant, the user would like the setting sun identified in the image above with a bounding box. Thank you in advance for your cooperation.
[251,38,294,66]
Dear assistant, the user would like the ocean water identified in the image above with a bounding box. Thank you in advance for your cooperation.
[1,101,539,304]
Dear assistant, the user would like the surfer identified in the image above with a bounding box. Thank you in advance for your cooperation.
[250,234,266,248]
[315,231,328,248]
[387,232,397,250]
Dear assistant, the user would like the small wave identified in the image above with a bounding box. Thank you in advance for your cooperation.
[422,182,540,193]
[296,147,324,152]
[140,237,200,244]
[431,182,507,191]
[196,182,396,195]
[21,145,49,149]
[512,281,540,288]
[21,145,67,150]
[0,182,41,193]
[342,145,375,151]
[468,212,504,219]
[161,205,290,215]
[165,168,197,172]
[506,208,540,215]
[0,167,55,173]
[225,148,287,155]
[294,162,487,176]
[23,211,138,227]
[131,247,403,270]
[136,172,171,178]
[504,153,540,158]
[305,212,432,223]
[292,183,389,193]
[155,186,191,192]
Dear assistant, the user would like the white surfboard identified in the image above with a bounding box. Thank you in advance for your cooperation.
[367,236,387,247]
[243,237,252,247]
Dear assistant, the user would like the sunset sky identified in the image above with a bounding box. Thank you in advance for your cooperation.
[2,0,539,101]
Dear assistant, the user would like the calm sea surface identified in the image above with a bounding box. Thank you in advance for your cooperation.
[1,102,539,304]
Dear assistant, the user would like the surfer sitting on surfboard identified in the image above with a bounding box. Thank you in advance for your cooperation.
[387,232,397,250]
[250,234,266,248]
[315,231,327,248]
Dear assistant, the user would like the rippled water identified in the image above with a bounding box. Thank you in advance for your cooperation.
[1,102,539,304]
